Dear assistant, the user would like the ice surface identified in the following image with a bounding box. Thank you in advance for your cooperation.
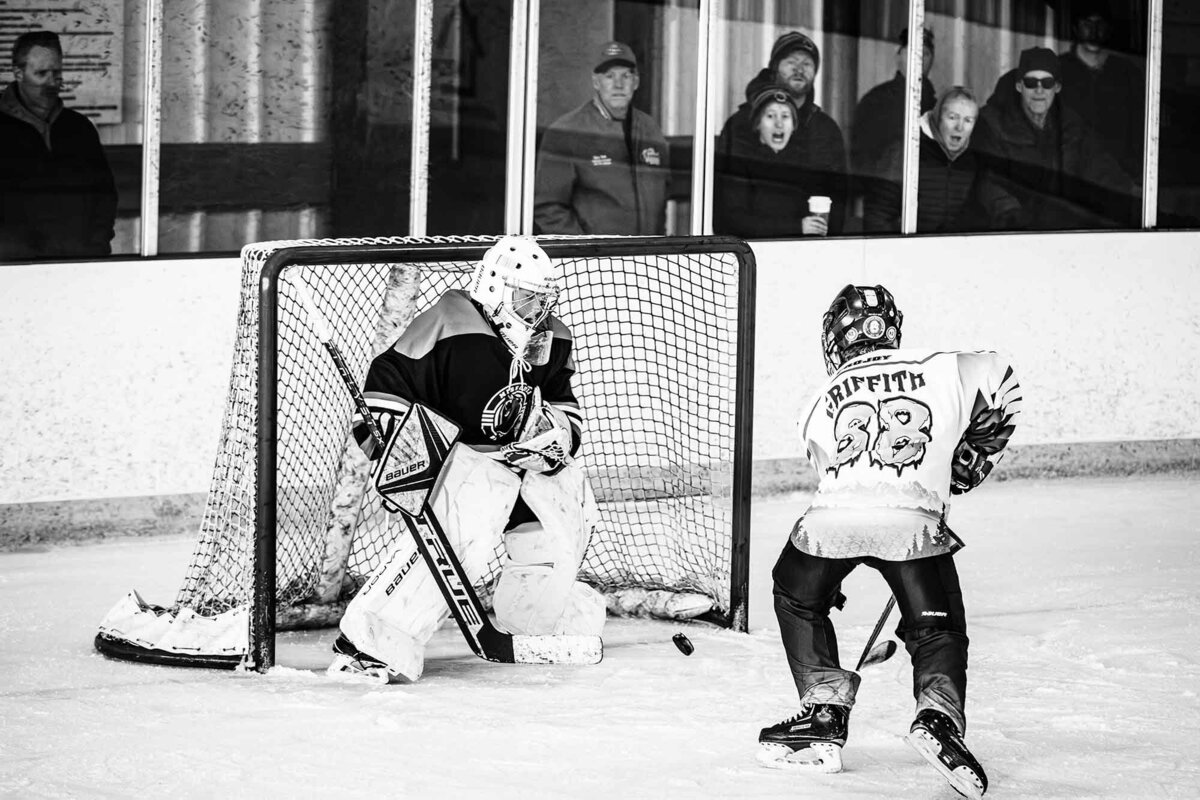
[2,476,1199,798]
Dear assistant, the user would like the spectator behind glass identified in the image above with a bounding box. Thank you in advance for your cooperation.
[713,86,820,237]
[0,31,117,260]
[986,0,1144,180]
[851,27,937,212]
[533,41,669,235]
[864,87,988,234]
[972,47,1137,230]
[714,31,848,236]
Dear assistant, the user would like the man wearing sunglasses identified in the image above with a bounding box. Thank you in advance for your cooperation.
[972,46,1136,231]
[985,0,1143,180]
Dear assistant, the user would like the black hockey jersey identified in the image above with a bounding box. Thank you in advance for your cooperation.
[354,289,583,458]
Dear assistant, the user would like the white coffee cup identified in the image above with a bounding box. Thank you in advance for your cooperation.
[807,195,832,235]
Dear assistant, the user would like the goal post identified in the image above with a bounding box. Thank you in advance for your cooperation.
[96,235,756,672]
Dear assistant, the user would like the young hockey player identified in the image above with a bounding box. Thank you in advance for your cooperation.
[328,235,606,683]
[757,285,1021,800]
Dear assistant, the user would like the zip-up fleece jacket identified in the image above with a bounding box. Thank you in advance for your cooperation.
[534,99,669,235]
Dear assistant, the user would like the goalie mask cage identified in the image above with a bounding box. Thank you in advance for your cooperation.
[95,235,755,671]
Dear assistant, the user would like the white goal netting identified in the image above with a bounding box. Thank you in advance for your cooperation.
[100,236,753,665]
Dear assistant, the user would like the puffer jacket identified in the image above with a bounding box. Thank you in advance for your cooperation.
[863,114,986,233]
[972,97,1137,230]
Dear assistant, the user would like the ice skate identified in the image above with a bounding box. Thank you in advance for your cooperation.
[905,709,988,799]
[757,703,849,772]
[326,633,395,685]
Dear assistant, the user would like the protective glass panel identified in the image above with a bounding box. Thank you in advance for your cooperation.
[916,0,1145,234]
[156,0,428,252]
[533,0,696,236]
[1159,2,1200,228]
[712,1,893,238]
[422,0,513,235]
[857,6,940,234]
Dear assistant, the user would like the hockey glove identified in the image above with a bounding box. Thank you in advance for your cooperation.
[502,403,573,474]
[950,439,993,495]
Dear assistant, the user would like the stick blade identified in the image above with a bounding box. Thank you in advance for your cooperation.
[860,639,898,669]
[511,634,603,665]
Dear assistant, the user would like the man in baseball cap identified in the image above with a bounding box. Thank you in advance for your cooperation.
[594,41,636,74]
[591,41,639,121]
[533,41,669,235]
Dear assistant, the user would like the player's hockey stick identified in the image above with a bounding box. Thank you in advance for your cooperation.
[291,277,601,667]
[856,595,898,671]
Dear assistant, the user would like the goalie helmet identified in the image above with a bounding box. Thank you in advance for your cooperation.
[821,284,903,375]
[470,236,562,357]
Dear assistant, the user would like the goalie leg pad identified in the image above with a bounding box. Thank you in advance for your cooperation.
[341,444,520,680]
[493,463,604,636]
[493,524,605,636]
[338,545,443,683]
[493,522,576,635]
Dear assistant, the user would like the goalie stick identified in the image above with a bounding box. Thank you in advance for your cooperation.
[291,276,601,668]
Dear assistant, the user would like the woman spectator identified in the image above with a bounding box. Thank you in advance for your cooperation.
[714,84,840,238]
[864,87,987,234]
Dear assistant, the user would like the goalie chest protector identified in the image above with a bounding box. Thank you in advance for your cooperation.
[362,289,580,449]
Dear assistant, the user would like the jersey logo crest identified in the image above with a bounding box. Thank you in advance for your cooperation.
[480,383,534,442]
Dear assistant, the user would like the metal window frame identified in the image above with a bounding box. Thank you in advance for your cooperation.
[1142,0,1164,229]
[409,0,435,238]
[901,0,926,235]
[139,0,164,256]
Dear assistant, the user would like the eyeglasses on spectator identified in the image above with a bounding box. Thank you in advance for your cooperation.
[1021,76,1057,90]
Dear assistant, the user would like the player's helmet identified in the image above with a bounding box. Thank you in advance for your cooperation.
[469,236,561,357]
[821,284,902,375]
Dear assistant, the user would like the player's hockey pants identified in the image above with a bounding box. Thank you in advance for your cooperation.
[772,541,970,735]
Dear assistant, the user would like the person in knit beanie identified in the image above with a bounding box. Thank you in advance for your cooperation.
[714,31,848,236]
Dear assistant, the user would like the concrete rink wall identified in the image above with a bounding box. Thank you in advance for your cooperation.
[0,229,1198,543]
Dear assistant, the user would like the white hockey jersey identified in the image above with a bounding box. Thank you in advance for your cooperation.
[792,347,1021,561]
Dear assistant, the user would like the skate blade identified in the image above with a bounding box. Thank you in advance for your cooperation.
[756,742,843,773]
[905,729,984,800]
[511,634,603,665]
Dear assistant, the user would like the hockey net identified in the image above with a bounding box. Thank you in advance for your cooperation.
[96,236,754,669]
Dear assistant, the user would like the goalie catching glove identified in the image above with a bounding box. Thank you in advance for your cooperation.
[502,401,574,474]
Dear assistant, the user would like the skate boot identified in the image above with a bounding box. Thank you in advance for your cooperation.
[326,633,392,685]
[757,703,849,772]
[905,709,988,799]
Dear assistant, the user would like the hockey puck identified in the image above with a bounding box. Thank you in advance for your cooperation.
[672,632,694,656]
